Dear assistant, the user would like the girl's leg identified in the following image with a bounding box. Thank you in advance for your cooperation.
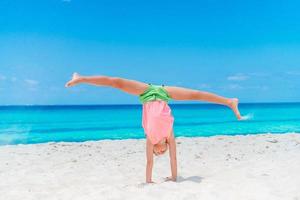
[65,72,148,96]
[164,86,242,119]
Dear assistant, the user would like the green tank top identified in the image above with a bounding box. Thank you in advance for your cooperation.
[139,84,171,104]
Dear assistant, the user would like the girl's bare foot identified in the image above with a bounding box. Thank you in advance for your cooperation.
[65,72,82,87]
[228,98,242,120]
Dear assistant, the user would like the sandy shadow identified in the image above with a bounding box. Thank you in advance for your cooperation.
[136,176,203,187]
[176,176,203,183]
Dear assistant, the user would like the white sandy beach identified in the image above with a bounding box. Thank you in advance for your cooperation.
[0,133,300,200]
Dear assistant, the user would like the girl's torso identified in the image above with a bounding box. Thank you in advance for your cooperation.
[140,84,174,144]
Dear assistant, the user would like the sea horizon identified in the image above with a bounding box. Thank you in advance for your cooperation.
[1,101,300,107]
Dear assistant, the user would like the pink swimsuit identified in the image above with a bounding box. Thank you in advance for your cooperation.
[139,84,174,144]
[142,101,174,144]
[139,82,174,145]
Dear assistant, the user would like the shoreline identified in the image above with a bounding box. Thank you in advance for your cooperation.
[1,132,299,147]
[1,133,300,200]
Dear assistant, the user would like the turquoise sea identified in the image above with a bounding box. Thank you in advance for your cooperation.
[0,103,300,145]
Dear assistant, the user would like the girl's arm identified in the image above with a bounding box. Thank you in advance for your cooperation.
[146,137,154,183]
[167,131,177,181]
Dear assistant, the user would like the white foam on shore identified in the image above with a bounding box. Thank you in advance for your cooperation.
[0,133,28,145]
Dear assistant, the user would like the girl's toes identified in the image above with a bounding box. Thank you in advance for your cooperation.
[65,81,73,87]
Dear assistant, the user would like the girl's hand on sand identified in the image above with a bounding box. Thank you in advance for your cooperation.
[65,72,81,87]
[164,176,177,182]
[146,181,156,184]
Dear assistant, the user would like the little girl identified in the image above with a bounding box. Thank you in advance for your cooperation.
[65,72,242,183]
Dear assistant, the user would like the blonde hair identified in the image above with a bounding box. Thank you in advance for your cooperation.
[153,141,168,156]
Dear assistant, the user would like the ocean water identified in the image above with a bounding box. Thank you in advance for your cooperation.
[0,103,300,145]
